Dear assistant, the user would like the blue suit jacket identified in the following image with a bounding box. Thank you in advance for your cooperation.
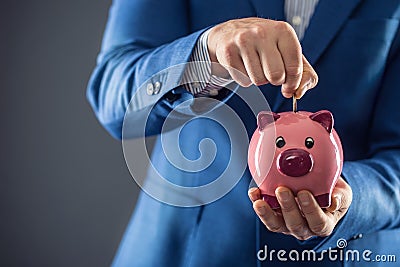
[87,0,400,266]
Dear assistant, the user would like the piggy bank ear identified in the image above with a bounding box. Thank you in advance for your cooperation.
[257,111,280,131]
[310,110,334,133]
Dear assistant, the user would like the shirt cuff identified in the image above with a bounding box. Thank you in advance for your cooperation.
[182,28,233,97]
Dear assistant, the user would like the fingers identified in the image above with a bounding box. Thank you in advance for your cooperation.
[251,187,347,240]
[253,199,289,234]
[216,44,251,87]
[248,187,261,202]
[297,190,334,237]
[297,178,353,237]
[208,18,318,97]
[241,47,268,86]
[275,187,314,240]
[277,23,303,97]
[249,188,290,235]
[325,177,352,217]
[251,179,352,240]
[332,177,353,210]
[325,195,342,213]
[258,44,285,86]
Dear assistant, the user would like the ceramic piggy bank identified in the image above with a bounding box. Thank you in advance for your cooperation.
[248,110,343,209]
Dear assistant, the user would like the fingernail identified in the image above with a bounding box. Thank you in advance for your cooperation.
[277,190,290,202]
[296,88,306,99]
[298,193,310,206]
[248,188,258,201]
[248,187,257,194]
[256,205,266,216]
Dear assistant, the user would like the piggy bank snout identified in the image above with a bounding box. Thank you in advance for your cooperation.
[278,149,313,177]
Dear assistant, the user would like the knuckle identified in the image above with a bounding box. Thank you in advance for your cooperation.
[265,70,285,85]
[220,44,236,63]
[280,202,297,213]
[252,24,265,38]
[275,21,295,34]
[235,31,250,46]
[302,208,316,216]
[285,65,302,78]
[287,221,306,233]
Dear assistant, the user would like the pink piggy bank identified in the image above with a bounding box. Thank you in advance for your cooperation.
[248,110,343,209]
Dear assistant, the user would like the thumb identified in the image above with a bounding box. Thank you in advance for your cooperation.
[326,194,342,213]
[294,55,318,99]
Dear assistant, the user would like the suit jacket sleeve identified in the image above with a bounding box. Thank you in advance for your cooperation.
[313,28,400,251]
[86,0,209,139]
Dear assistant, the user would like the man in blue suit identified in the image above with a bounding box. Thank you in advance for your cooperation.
[87,0,400,266]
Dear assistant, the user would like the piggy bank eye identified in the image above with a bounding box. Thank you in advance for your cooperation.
[276,136,286,148]
[305,137,314,149]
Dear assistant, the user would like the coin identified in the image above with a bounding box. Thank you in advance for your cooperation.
[292,95,297,113]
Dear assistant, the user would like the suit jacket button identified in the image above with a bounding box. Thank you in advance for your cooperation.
[154,81,161,94]
[147,83,154,95]
[353,233,363,239]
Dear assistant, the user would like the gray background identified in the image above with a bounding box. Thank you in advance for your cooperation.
[0,1,141,266]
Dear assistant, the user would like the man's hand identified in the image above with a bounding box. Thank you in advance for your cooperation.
[208,17,318,98]
[248,177,352,240]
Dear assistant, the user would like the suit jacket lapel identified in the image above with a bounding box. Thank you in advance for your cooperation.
[248,0,284,20]
[302,0,363,65]
[273,0,363,111]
